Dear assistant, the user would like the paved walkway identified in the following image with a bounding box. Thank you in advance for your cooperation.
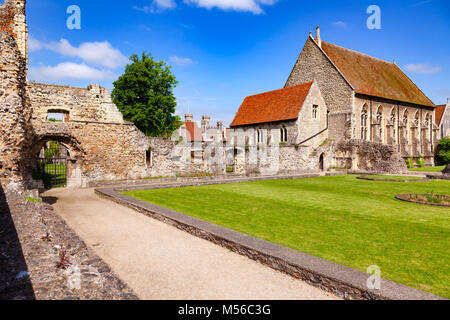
[43,188,338,300]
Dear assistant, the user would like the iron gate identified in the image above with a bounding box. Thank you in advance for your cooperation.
[37,141,68,189]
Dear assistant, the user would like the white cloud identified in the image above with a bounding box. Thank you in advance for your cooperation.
[170,56,198,66]
[28,63,116,81]
[29,37,128,69]
[405,63,442,74]
[332,21,348,29]
[133,0,177,13]
[133,0,279,14]
[29,36,44,51]
[409,0,433,8]
[183,0,279,14]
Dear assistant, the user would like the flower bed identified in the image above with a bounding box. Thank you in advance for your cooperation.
[395,194,450,207]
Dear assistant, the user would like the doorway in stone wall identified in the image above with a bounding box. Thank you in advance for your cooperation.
[319,153,325,171]
[35,141,68,188]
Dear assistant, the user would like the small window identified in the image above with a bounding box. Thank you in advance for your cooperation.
[257,129,264,144]
[312,105,319,120]
[47,110,69,122]
[280,126,288,143]
[146,149,152,167]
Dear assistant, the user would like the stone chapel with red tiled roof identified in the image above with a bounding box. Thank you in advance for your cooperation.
[230,27,442,170]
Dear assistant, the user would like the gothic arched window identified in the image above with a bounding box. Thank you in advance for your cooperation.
[376,106,383,123]
[403,110,409,125]
[390,108,396,124]
[361,105,368,140]
[414,111,420,126]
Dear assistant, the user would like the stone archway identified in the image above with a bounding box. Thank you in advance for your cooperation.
[29,134,84,188]
[319,153,325,171]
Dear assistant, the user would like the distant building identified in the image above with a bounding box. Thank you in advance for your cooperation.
[175,114,227,144]
[436,99,450,139]
[229,81,327,149]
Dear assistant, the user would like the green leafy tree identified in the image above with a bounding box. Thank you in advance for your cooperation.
[112,53,180,137]
[435,137,450,165]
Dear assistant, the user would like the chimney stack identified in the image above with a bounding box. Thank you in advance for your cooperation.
[201,115,210,133]
[316,26,322,48]
[184,114,193,122]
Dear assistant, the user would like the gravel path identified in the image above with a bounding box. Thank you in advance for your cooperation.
[43,188,339,300]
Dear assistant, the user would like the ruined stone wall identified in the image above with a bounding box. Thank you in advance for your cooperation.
[28,83,125,124]
[334,139,407,173]
[285,36,354,141]
[0,0,27,67]
[0,6,31,185]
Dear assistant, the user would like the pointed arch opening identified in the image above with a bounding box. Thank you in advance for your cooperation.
[361,104,368,140]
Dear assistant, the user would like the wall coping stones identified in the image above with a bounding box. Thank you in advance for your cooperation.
[88,173,322,188]
[95,176,445,301]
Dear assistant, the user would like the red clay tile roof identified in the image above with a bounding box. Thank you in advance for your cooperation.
[231,81,313,127]
[321,41,435,107]
[435,105,447,126]
[185,122,202,142]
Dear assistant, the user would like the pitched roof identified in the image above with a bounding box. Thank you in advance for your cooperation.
[435,104,447,126]
[230,81,313,127]
[185,122,202,142]
[321,41,435,107]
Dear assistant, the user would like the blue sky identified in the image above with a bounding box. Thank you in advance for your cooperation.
[27,0,450,126]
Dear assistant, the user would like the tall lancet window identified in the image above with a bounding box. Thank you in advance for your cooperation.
[391,108,397,144]
[403,110,409,144]
[376,106,383,143]
[361,105,368,140]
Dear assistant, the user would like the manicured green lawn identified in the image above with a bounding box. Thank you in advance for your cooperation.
[409,166,446,172]
[123,175,450,298]
[367,175,423,181]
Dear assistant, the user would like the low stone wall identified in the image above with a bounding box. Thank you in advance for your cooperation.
[0,181,138,300]
[95,177,444,301]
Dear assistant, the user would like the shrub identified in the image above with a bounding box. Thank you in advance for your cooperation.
[435,137,450,165]
[320,139,335,147]
[416,155,425,168]
[279,142,287,146]
[294,144,300,150]
[226,167,234,173]
[405,158,414,169]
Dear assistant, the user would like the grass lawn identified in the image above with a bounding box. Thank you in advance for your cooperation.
[366,175,424,181]
[409,166,446,172]
[122,175,450,298]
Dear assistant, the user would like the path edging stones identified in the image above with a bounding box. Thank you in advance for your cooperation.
[357,175,430,182]
[95,176,445,301]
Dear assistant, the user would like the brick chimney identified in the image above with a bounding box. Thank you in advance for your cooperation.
[184,114,193,122]
[315,26,321,48]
